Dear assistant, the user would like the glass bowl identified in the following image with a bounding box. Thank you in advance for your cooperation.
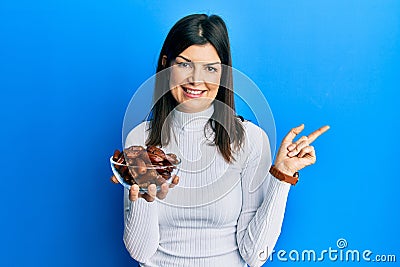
[110,153,180,193]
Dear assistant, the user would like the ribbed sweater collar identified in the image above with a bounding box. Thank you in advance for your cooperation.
[172,104,214,130]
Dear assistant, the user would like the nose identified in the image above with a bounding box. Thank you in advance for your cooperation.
[189,64,203,85]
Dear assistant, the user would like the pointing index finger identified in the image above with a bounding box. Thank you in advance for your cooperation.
[307,125,330,144]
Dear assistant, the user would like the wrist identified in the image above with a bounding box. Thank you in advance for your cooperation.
[269,165,299,185]
[274,162,295,176]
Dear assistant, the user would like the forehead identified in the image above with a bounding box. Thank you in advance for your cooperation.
[178,43,221,63]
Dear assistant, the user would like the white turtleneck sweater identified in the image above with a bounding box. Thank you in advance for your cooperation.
[122,104,291,267]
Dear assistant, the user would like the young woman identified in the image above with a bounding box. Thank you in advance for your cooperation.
[120,14,329,267]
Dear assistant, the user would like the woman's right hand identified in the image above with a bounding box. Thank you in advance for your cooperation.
[129,175,179,202]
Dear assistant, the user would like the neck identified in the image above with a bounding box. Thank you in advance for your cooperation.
[172,103,214,130]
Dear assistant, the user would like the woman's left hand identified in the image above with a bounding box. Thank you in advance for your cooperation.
[273,124,330,176]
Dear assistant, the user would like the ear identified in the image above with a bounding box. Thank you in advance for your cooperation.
[161,55,167,67]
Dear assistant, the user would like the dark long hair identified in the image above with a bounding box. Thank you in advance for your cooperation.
[146,14,245,163]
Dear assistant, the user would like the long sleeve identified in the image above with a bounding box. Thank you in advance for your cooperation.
[122,122,160,264]
[123,189,159,263]
[118,110,293,266]
[236,123,291,267]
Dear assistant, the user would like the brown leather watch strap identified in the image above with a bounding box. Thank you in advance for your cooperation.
[269,165,299,185]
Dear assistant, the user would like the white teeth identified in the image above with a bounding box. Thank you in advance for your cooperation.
[185,88,203,95]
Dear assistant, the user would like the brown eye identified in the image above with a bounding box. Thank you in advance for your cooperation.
[177,62,191,68]
[206,66,217,73]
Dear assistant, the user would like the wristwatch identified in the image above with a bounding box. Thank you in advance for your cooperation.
[269,165,299,185]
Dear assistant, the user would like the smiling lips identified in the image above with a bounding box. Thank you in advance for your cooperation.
[182,86,207,98]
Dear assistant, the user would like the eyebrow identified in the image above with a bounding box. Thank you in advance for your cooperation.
[177,55,221,65]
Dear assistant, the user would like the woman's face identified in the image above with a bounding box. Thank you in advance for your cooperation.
[169,43,222,113]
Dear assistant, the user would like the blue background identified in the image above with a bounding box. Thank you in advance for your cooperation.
[1,0,399,266]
